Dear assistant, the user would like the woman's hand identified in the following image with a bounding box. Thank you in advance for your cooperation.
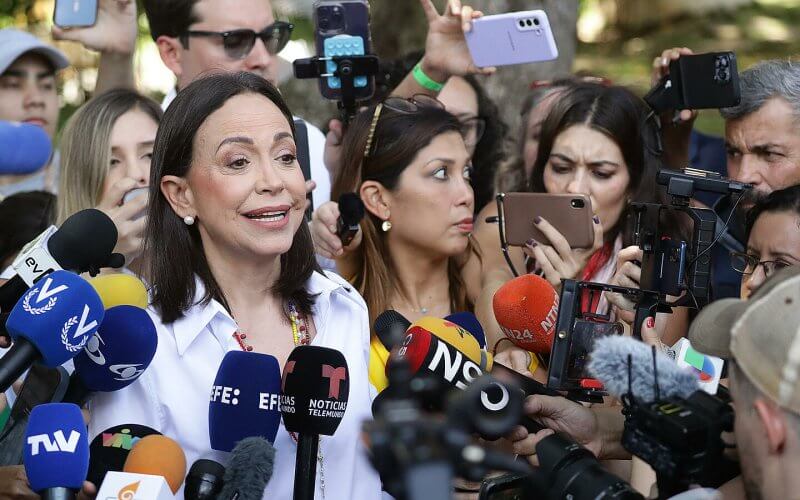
[96,178,148,267]
[651,47,697,169]
[417,0,496,82]
[310,202,362,260]
[522,215,604,289]
[52,0,137,55]
[606,245,643,323]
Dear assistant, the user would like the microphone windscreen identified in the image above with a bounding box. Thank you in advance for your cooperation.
[280,345,349,436]
[493,274,560,353]
[89,274,148,309]
[218,437,276,500]
[373,309,411,351]
[338,192,365,224]
[6,270,104,367]
[48,209,118,273]
[587,336,698,402]
[23,403,89,492]
[72,305,158,392]
[409,316,490,370]
[123,435,186,494]
[444,311,486,348]
[209,351,282,452]
[87,424,162,487]
[185,459,225,500]
[0,121,52,175]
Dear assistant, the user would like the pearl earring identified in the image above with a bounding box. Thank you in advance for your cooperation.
[381,220,392,232]
[183,215,195,225]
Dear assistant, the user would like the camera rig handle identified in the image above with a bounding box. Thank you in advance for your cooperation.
[293,54,379,126]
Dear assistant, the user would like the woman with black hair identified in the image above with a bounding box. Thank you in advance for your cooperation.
[87,72,382,499]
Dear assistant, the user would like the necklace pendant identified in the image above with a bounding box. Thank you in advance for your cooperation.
[420,307,428,314]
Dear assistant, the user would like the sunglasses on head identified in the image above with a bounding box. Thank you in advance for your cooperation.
[181,21,294,60]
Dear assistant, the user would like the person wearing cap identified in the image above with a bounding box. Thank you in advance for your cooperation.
[0,0,138,199]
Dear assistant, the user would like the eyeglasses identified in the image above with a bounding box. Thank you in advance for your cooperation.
[364,94,445,159]
[460,116,486,148]
[181,21,294,60]
[730,251,792,277]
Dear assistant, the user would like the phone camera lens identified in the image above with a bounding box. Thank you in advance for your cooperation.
[533,18,540,26]
[319,18,330,30]
[571,199,585,209]
[525,19,532,26]
[519,20,525,27]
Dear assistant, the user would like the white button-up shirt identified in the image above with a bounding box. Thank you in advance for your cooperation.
[87,270,382,499]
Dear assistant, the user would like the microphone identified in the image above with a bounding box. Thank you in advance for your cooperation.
[0,270,104,392]
[0,121,52,175]
[336,193,365,247]
[374,309,411,351]
[63,305,158,406]
[123,435,187,494]
[445,311,486,348]
[280,345,350,500]
[217,437,276,500]
[23,403,89,500]
[86,424,162,487]
[208,351,282,452]
[0,208,122,313]
[587,335,698,402]
[185,459,225,500]
[492,274,560,353]
[88,274,148,310]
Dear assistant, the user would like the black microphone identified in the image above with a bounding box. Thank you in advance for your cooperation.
[0,208,122,313]
[185,459,225,500]
[335,193,364,247]
[217,437,275,500]
[280,345,350,500]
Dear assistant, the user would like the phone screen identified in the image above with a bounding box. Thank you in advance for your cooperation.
[567,320,623,380]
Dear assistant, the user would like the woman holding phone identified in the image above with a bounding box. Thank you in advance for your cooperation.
[471,82,688,375]
[58,89,162,275]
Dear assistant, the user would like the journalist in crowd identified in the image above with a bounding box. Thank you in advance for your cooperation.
[86,71,382,499]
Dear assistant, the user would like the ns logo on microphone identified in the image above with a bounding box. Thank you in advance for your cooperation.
[27,430,82,456]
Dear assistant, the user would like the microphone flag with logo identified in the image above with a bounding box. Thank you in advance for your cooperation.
[280,345,350,436]
[1,270,104,392]
[23,403,89,494]
[72,305,158,393]
[87,424,162,487]
[209,351,282,452]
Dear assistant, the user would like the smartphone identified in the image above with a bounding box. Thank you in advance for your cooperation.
[500,193,594,249]
[293,119,313,220]
[655,237,687,296]
[566,319,624,380]
[669,52,740,110]
[122,187,148,220]
[313,0,374,101]
[465,10,558,68]
[54,0,98,28]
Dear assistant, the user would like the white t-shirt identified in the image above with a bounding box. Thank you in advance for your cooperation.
[87,271,382,500]
[161,89,331,211]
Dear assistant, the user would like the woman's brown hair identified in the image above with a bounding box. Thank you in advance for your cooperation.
[332,103,472,328]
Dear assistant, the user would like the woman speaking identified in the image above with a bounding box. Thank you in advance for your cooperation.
[87,72,382,499]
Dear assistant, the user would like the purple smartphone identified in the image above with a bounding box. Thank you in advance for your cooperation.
[465,10,558,68]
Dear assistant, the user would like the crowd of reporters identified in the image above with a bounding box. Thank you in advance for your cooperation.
[2,0,800,499]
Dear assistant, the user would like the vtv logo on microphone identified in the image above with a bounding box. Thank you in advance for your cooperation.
[61,304,99,352]
[27,430,81,456]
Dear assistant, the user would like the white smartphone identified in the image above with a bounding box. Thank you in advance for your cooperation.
[465,10,558,68]
[121,187,149,220]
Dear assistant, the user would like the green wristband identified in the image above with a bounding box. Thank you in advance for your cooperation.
[413,63,445,92]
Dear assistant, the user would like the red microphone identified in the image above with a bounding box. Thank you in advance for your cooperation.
[492,274,559,353]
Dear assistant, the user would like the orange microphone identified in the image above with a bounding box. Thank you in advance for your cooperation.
[492,274,560,354]
[123,435,187,494]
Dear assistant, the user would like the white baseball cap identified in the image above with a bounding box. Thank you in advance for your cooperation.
[0,28,69,75]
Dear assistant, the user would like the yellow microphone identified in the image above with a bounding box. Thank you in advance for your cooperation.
[89,274,148,309]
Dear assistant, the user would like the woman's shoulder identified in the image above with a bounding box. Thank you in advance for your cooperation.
[308,269,367,312]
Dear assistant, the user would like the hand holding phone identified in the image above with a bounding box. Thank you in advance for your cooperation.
[54,0,98,28]
[465,10,558,68]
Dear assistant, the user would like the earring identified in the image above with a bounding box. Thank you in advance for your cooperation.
[381,220,392,232]
[183,215,195,226]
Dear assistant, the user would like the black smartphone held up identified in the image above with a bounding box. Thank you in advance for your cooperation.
[313,0,375,101]
[54,0,98,28]
[293,119,313,221]
[669,51,741,110]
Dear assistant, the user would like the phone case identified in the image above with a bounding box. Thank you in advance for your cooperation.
[465,10,558,68]
[670,52,740,110]
[54,0,98,28]
[501,192,594,248]
[313,0,374,101]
